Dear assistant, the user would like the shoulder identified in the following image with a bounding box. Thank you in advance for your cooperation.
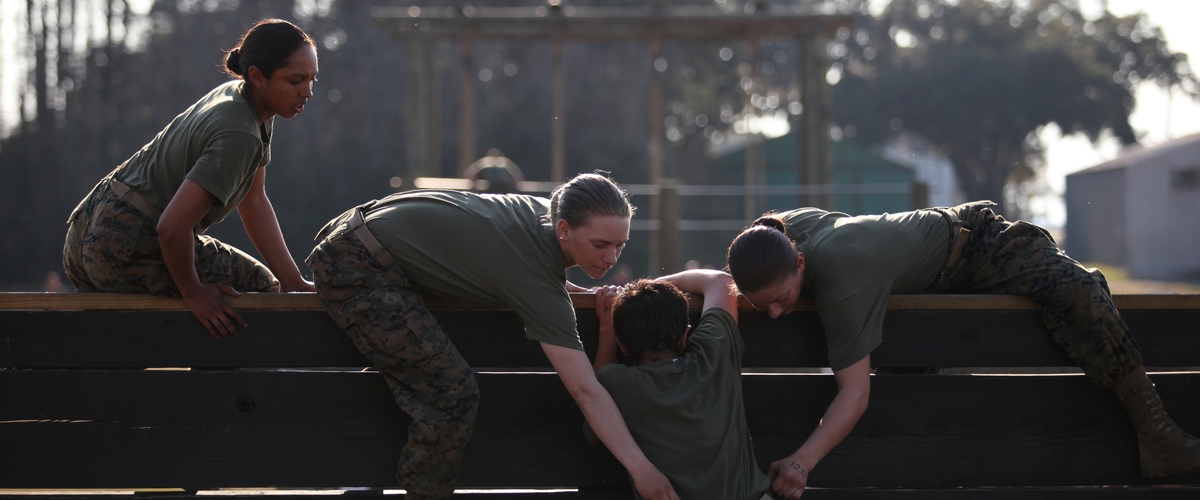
[687,308,740,354]
[191,81,260,136]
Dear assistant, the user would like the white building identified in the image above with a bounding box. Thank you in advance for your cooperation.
[1065,133,1200,283]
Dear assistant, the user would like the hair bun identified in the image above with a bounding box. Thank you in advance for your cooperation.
[751,216,786,233]
[224,48,242,76]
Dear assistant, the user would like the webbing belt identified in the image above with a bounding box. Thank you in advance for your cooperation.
[346,208,397,269]
[108,179,163,222]
[932,208,971,286]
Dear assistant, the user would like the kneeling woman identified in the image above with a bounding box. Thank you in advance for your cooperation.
[64,19,318,338]
[307,173,678,500]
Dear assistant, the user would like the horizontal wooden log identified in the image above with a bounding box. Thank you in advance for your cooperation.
[2,292,1197,312]
[2,309,1197,369]
[0,494,633,500]
[4,489,1200,500]
[3,371,1199,489]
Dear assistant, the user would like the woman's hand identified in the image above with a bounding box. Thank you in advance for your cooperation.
[182,282,247,338]
[594,285,619,327]
[629,463,681,500]
[768,452,813,499]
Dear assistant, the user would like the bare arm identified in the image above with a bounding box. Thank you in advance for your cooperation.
[592,285,621,372]
[768,355,871,499]
[541,343,680,500]
[237,166,314,293]
[654,269,737,321]
[158,179,246,338]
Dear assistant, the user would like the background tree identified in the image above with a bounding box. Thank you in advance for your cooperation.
[827,0,1199,215]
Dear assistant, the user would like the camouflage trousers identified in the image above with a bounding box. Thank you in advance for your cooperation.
[306,220,478,500]
[924,201,1143,388]
[63,179,279,296]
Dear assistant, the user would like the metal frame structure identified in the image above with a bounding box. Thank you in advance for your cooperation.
[374,2,852,273]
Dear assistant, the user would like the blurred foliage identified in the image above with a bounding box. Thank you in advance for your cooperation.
[825,0,1199,216]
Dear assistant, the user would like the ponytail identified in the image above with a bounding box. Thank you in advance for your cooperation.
[726,213,799,293]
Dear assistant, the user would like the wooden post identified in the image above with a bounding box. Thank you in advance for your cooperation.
[648,37,664,275]
[405,31,440,178]
[458,36,476,173]
[659,178,680,274]
[797,35,833,208]
[552,39,566,183]
[744,35,763,222]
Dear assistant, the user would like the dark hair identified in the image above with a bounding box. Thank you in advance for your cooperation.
[548,172,636,227]
[223,19,315,80]
[612,279,689,361]
[725,213,799,294]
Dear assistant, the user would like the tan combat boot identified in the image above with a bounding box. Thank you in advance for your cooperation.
[1116,375,1200,477]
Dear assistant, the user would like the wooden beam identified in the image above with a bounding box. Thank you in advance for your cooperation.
[375,7,852,43]
[2,308,1197,369]
[4,293,1198,312]
[4,371,1199,489]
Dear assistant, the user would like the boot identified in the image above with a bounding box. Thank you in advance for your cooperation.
[1115,374,1200,477]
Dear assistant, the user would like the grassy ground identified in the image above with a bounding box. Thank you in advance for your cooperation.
[1083,263,1200,294]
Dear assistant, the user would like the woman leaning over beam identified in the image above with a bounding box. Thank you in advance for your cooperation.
[64,19,318,337]
[306,173,680,500]
[725,201,1200,499]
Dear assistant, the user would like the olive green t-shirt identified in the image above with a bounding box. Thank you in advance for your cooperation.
[783,208,949,371]
[366,190,581,350]
[113,80,272,234]
[594,309,770,500]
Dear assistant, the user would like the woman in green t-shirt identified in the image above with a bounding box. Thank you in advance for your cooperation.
[64,19,318,339]
[725,202,1200,499]
[307,174,680,500]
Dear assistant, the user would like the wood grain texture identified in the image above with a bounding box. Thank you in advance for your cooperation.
[4,371,1199,489]
[3,292,1197,312]
[3,489,1199,500]
[3,310,1197,369]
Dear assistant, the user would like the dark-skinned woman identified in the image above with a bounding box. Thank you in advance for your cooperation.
[64,19,318,338]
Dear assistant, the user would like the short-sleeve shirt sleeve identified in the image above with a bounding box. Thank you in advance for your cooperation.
[817,281,891,371]
[184,131,264,208]
[500,285,581,350]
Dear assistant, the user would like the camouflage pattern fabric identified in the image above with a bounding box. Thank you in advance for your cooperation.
[307,220,479,500]
[63,179,279,296]
[924,200,1143,388]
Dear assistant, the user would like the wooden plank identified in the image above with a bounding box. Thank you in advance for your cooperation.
[3,490,1199,500]
[2,309,1198,369]
[0,494,633,500]
[4,293,1196,312]
[4,371,1200,489]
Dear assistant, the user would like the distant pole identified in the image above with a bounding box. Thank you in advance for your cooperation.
[649,36,664,274]
[458,35,476,172]
[744,34,762,222]
[405,30,440,178]
[552,39,566,183]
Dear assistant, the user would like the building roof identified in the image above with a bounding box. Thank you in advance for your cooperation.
[1068,132,1200,177]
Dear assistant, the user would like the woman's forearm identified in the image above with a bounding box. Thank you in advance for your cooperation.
[238,167,308,291]
[791,356,871,469]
